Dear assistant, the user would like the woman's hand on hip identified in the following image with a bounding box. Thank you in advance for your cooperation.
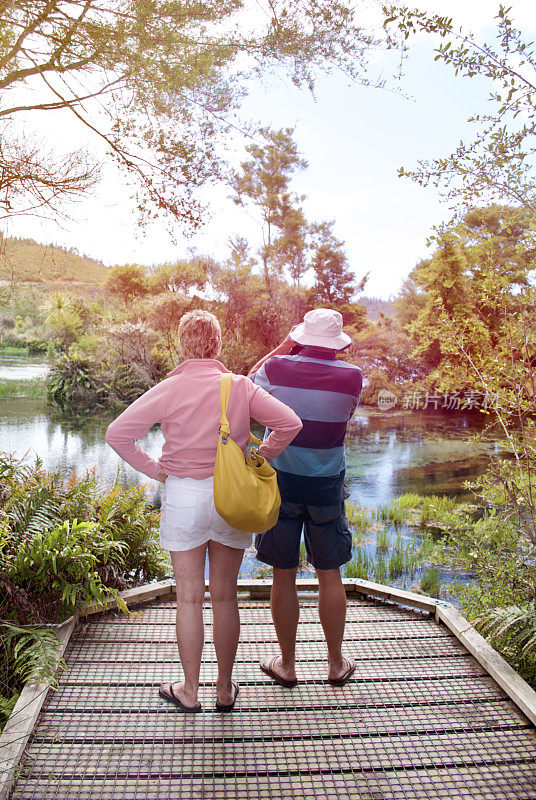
[155,469,168,483]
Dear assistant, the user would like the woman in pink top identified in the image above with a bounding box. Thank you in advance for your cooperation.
[105,310,302,713]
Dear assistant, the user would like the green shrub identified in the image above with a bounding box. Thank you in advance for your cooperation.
[0,451,170,623]
[473,603,536,687]
[2,519,125,617]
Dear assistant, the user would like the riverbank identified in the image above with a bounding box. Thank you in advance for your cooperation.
[0,377,46,400]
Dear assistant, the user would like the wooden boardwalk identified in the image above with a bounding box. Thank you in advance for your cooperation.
[9,593,536,799]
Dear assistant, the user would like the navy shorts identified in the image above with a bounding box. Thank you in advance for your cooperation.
[255,500,352,571]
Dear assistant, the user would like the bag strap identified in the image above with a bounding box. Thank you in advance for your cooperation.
[219,373,263,446]
[219,373,232,436]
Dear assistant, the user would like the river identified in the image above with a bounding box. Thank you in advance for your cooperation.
[1,353,496,592]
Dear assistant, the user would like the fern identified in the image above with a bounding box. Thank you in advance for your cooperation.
[475,603,536,658]
[0,621,66,731]
[1,622,65,684]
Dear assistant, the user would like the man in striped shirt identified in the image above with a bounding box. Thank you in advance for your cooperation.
[249,308,363,688]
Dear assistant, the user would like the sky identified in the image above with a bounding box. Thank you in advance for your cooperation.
[5,0,536,299]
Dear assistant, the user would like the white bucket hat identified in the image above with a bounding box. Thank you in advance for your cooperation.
[289,308,352,350]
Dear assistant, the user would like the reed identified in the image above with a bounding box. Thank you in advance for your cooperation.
[420,567,441,597]
[345,550,373,580]
[346,501,373,531]
[374,553,388,584]
[375,527,390,553]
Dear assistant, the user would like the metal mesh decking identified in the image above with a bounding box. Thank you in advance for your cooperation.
[10,597,536,799]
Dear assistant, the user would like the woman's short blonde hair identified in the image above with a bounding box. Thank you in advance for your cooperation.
[178,310,222,360]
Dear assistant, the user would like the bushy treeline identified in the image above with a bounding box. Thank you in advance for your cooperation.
[42,245,367,411]
[354,205,536,405]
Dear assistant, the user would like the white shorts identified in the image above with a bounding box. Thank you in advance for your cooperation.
[159,475,252,552]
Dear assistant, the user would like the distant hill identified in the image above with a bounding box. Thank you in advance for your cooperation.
[0,237,109,284]
[360,296,394,321]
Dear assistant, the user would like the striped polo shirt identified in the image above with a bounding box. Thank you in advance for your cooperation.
[252,346,363,505]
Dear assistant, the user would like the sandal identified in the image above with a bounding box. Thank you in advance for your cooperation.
[327,657,356,687]
[158,682,202,713]
[215,681,239,712]
[260,656,298,688]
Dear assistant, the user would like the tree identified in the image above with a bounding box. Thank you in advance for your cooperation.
[148,260,207,295]
[231,128,308,285]
[395,206,536,381]
[272,202,310,286]
[309,221,359,304]
[383,5,536,214]
[0,0,381,225]
[212,237,263,342]
[105,264,148,306]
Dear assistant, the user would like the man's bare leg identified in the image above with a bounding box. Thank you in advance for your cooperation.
[317,568,354,681]
[262,566,299,683]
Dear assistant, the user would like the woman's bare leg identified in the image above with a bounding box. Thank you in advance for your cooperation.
[164,544,208,707]
[208,541,245,706]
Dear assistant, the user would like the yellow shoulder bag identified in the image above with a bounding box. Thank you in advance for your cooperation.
[213,373,281,533]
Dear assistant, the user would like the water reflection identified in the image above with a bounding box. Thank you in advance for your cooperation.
[0,352,50,380]
[346,408,494,505]
[1,401,497,507]
[1,398,165,503]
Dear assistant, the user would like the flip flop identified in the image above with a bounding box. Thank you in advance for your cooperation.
[260,656,298,688]
[215,681,239,712]
[159,682,202,713]
[327,657,356,687]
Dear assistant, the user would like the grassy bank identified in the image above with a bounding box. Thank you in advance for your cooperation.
[0,377,47,400]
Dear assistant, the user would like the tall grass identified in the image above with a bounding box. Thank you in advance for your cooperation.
[345,550,373,580]
[346,501,372,531]
[420,567,441,597]
[0,377,46,400]
[376,527,390,553]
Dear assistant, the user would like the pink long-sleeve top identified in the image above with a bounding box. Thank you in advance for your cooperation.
[105,358,302,480]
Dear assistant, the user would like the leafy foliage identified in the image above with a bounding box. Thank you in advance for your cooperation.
[0,0,382,224]
[383,5,536,214]
[0,452,170,624]
[0,622,66,731]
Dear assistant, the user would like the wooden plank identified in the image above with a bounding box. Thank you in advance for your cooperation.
[81,580,175,617]
[12,762,536,800]
[237,579,438,611]
[31,700,530,743]
[0,616,77,800]
[20,728,536,778]
[350,578,437,612]
[52,654,486,686]
[437,602,536,728]
[72,619,447,644]
[63,635,468,663]
[42,675,508,713]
